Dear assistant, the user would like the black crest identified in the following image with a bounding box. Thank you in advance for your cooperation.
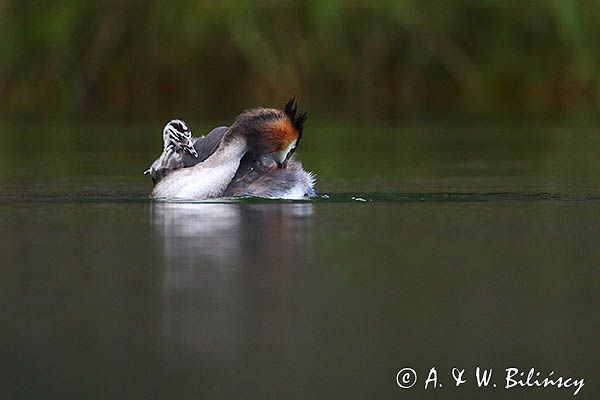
[284,97,307,138]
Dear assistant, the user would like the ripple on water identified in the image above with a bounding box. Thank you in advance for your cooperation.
[1,188,600,204]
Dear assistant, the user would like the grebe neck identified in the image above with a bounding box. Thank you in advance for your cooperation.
[151,136,247,199]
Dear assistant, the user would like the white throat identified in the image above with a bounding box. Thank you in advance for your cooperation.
[273,140,297,164]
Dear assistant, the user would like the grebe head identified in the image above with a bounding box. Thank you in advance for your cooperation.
[229,98,307,168]
[163,119,198,158]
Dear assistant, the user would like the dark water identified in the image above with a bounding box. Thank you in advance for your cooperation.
[1,122,599,399]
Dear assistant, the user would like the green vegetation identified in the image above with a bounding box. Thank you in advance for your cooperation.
[1,1,599,120]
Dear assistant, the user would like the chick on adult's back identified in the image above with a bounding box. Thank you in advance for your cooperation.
[149,99,316,200]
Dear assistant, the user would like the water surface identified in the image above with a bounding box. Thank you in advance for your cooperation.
[1,122,598,399]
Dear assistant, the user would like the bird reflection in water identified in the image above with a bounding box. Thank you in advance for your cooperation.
[150,201,314,390]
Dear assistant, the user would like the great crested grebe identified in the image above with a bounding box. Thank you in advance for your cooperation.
[149,99,315,200]
[144,119,198,183]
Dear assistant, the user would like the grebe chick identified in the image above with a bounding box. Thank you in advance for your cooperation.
[150,99,313,200]
[144,119,198,183]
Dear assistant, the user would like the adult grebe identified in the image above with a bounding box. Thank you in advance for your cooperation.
[150,99,315,200]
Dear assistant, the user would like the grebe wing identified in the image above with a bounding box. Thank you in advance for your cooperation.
[226,153,273,188]
[183,126,229,167]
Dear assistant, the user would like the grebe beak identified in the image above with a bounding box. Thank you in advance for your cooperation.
[183,138,198,158]
[276,160,288,169]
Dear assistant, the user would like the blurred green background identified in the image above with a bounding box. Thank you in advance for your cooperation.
[1,0,599,122]
[2,4,599,399]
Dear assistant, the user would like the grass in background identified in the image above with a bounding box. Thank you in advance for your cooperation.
[0,1,599,121]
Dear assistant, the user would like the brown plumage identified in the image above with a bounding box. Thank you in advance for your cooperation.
[225,98,306,160]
